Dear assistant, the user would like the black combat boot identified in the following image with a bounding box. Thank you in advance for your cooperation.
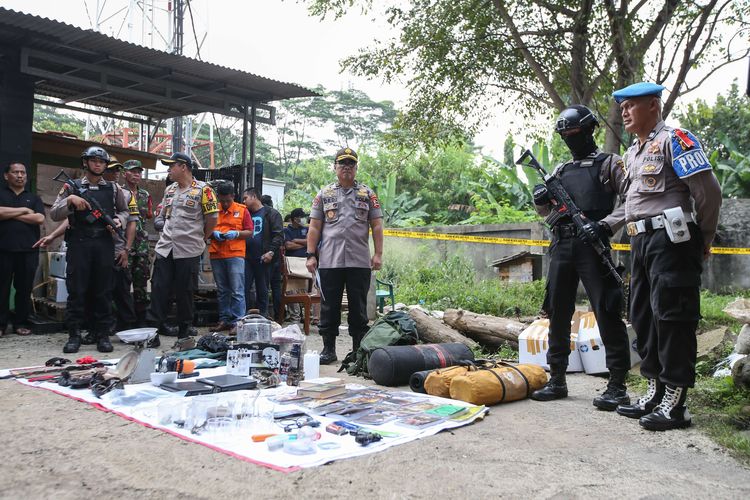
[351,332,364,353]
[158,324,179,337]
[147,333,161,348]
[639,385,691,431]
[616,378,664,418]
[96,331,113,353]
[81,331,98,345]
[63,329,82,354]
[177,323,192,339]
[319,335,338,365]
[530,364,568,401]
[593,369,630,411]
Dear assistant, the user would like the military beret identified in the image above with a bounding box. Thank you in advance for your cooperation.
[612,82,666,104]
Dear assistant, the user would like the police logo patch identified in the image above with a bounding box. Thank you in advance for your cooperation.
[326,210,336,220]
[370,193,380,209]
[186,200,195,207]
[312,195,321,208]
[648,142,660,154]
[644,177,657,188]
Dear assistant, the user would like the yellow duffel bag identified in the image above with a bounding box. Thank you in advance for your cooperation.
[449,363,548,405]
[423,365,474,398]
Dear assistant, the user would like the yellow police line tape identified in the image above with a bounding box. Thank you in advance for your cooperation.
[382,229,750,255]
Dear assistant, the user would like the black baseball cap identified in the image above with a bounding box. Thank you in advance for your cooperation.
[334,147,358,163]
[160,152,192,169]
[290,208,309,219]
[106,155,122,170]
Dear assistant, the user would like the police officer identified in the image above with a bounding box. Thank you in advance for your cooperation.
[122,159,154,325]
[50,146,135,353]
[610,83,721,431]
[100,158,138,334]
[530,105,632,410]
[147,152,218,347]
[306,147,384,364]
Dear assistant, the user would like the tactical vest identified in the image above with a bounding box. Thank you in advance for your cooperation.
[556,153,615,222]
[67,179,116,238]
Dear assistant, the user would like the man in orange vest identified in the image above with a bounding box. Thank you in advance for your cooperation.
[209,182,253,331]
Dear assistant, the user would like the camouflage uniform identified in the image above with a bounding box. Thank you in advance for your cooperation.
[128,185,153,321]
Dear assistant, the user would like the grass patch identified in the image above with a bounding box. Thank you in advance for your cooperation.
[689,376,750,462]
[700,290,750,333]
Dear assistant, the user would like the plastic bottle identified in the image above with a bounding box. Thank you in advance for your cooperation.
[303,350,320,380]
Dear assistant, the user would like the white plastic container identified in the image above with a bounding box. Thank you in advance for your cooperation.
[303,350,320,380]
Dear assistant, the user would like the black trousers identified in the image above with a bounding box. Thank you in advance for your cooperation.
[147,252,199,329]
[546,236,630,372]
[65,235,114,333]
[630,224,703,387]
[0,250,39,328]
[318,268,371,339]
[112,266,137,328]
[268,259,282,321]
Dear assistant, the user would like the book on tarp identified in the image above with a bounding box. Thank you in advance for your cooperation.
[299,377,345,388]
[424,404,469,418]
[395,413,445,429]
[296,383,347,399]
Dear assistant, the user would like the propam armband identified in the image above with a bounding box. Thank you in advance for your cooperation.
[671,128,712,179]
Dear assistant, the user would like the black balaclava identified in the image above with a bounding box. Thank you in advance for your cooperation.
[562,127,597,160]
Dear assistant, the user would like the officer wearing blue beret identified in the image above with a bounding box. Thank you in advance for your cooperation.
[608,82,722,431]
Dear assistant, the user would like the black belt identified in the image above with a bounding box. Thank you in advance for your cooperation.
[552,223,577,239]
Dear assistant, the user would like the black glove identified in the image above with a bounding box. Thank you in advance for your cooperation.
[532,184,550,205]
[579,221,611,242]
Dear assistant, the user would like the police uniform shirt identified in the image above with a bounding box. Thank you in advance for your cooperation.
[50,177,132,224]
[112,185,141,252]
[615,121,722,245]
[154,179,218,259]
[310,181,383,269]
[0,184,45,252]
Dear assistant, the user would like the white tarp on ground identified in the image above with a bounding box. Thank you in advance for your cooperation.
[6,366,487,472]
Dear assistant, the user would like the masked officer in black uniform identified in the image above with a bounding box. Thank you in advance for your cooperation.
[530,105,632,410]
[50,146,134,353]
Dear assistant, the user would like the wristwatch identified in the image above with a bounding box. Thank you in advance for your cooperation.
[306,252,316,258]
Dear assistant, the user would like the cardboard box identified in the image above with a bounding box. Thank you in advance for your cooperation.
[576,312,642,374]
[518,311,584,372]
[47,277,68,303]
[49,252,67,278]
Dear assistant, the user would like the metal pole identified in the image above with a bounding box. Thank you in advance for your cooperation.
[250,102,257,189]
[240,102,248,194]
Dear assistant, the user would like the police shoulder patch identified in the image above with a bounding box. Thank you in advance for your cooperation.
[670,128,711,179]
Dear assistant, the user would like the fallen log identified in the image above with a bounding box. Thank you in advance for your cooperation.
[408,308,479,350]
[443,309,525,349]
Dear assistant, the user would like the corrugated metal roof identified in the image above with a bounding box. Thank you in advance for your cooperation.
[0,7,317,120]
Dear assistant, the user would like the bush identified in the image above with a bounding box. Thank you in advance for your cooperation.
[381,245,546,317]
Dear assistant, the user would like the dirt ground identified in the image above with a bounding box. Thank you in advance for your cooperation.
[1,329,749,500]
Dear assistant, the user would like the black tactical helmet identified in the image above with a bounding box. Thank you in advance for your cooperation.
[81,146,111,164]
[555,105,599,134]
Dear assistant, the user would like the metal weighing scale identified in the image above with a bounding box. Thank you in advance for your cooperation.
[114,328,159,384]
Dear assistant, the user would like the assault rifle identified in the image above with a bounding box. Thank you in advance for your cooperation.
[516,149,623,286]
[53,169,123,238]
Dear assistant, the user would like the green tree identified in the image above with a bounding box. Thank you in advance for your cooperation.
[306,0,750,153]
[33,104,86,137]
[673,82,750,157]
[272,86,398,181]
